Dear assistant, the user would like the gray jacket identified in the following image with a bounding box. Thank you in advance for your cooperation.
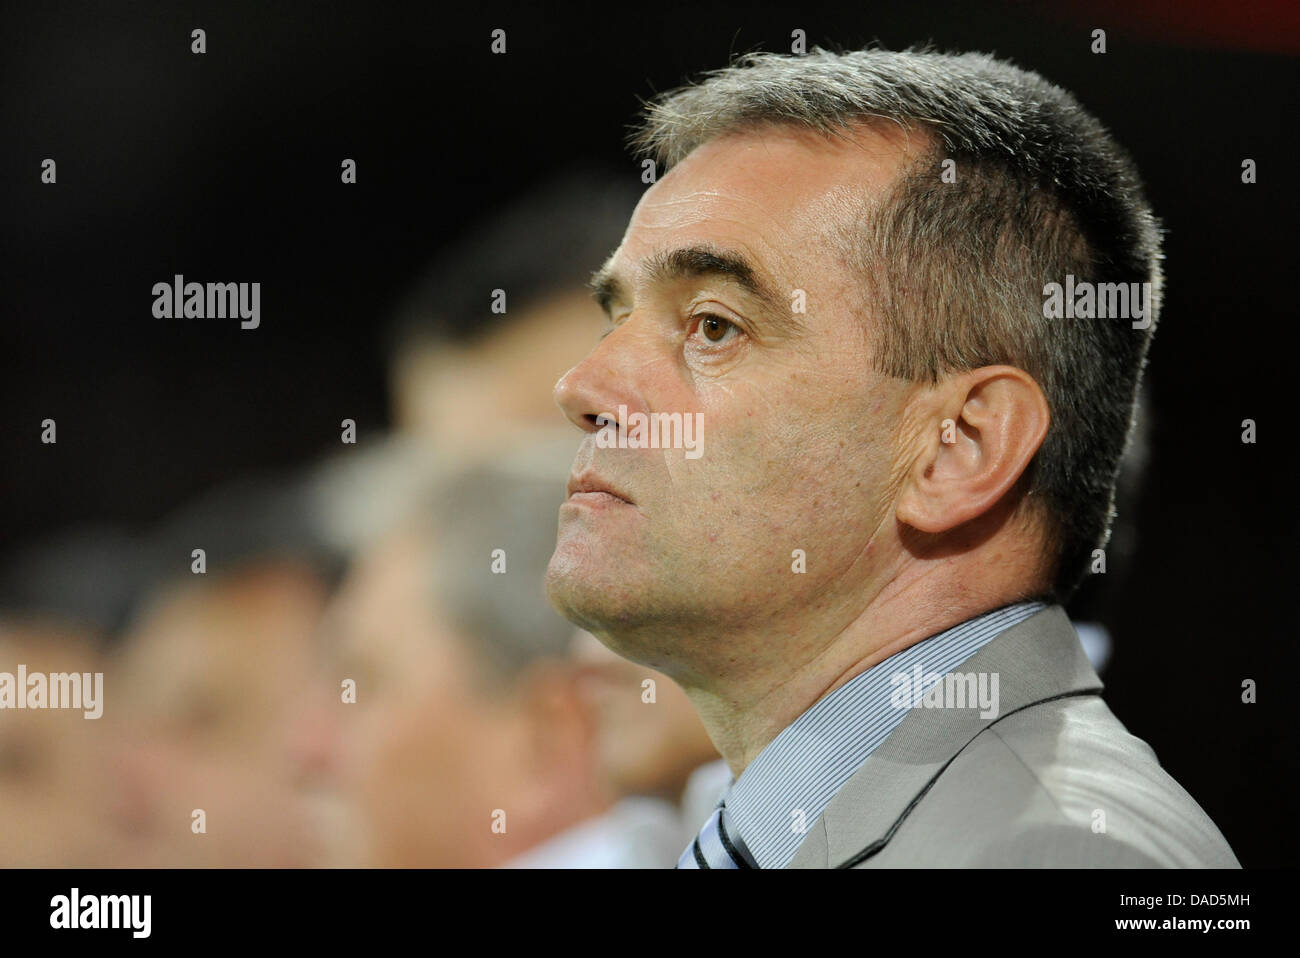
[788,605,1240,867]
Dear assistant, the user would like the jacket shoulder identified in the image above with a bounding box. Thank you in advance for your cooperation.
[857,694,1240,867]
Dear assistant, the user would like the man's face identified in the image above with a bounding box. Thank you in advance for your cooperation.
[107,564,330,866]
[0,627,126,866]
[324,532,524,867]
[547,124,924,680]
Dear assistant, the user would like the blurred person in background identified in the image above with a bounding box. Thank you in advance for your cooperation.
[320,442,685,867]
[0,526,153,866]
[0,619,126,866]
[568,628,728,855]
[99,477,345,867]
[383,169,641,452]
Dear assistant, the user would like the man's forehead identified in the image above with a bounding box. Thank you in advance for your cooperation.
[614,122,924,277]
[672,123,914,199]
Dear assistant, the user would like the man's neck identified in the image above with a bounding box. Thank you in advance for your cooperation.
[681,566,1039,779]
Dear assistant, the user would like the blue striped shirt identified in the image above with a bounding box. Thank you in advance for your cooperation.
[720,601,1046,868]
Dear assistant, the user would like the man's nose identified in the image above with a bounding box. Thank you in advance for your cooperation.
[553,320,647,433]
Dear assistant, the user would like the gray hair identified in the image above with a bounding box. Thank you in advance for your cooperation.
[422,436,578,689]
[632,47,1163,601]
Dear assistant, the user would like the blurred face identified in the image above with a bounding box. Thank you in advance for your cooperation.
[325,531,526,867]
[0,626,125,866]
[108,563,328,867]
[547,124,924,679]
[393,289,607,447]
[570,629,718,800]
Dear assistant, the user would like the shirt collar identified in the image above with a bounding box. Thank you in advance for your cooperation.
[721,601,1047,868]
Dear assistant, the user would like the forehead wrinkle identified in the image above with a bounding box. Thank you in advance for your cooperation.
[595,163,864,335]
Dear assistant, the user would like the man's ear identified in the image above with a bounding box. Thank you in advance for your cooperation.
[896,365,1049,534]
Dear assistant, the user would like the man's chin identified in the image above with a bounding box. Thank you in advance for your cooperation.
[546,543,647,635]
[545,557,612,633]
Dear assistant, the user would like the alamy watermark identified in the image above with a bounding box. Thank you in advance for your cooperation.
[50,888,150,938]
[152,274,260,329]
[595,406,704,459]
[0,664,103,719]
[1043,274,1151,329]
[890,663,1000,719]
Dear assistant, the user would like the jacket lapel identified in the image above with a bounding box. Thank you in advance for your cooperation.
[787,604,1103,868]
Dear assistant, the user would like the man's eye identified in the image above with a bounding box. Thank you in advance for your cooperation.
[693,314,739,345]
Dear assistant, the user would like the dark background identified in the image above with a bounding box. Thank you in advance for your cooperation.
[2,0,1297,866]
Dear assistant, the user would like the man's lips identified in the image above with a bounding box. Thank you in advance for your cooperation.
[566,471,633,505]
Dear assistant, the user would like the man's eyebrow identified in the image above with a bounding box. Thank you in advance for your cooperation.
[588,245,799,334]
[647,245,790,319]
